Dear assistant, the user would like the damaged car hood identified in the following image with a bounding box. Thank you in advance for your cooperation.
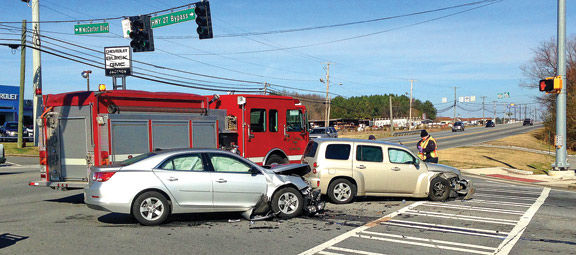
[425,163,462,178]
[268,164,311,176]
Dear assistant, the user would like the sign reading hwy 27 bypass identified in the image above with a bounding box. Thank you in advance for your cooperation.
[104,46,132,77]
[74,23,110,35]
[151,8,195,28]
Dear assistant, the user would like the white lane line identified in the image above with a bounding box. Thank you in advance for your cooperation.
[406,210,518,223]
[476,188,544,195]
[382,222,506,239]
[420,203,524,215]
[361,231,497,251]
[327,246,387,255]
[494,187,551,255]
[474,194,538,201]
[403,211,517,225]
[387,219,509,235]
[297,201,426,255]
[474,184,543,191]
[465,199,532,207]
[318,251,344,255]
[3,162,23,167]
[356,233,493,255]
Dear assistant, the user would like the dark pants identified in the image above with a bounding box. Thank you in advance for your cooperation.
[424,157,438,163]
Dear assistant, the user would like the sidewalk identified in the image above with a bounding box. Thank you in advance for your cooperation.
[462,166,576,190]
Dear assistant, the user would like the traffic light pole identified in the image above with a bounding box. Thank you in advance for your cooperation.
[553,0,569,171]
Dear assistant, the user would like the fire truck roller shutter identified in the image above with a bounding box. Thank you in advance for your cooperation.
[152,121,190,150]
[58,117,90,180]
[192,121,217,149]
[110,120,150,161]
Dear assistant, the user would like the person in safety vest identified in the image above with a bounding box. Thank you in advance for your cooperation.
[416,130,438,163]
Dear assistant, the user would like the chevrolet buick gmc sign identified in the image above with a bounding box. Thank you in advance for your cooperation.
[104,46,132,76]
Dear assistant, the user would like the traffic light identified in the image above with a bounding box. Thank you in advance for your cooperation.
[129,15,154,52]
[539,76,562,93]
[195,1,213,39]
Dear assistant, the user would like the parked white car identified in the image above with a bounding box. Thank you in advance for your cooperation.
[301,138,474,204]
[84,149,324,225]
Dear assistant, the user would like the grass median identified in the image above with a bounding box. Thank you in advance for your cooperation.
[439,128,560,175]
[1,142,39,156]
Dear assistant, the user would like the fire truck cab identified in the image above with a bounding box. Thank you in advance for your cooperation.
[207,94,309,165]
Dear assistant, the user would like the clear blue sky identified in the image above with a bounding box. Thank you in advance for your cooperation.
[1,0,573,118]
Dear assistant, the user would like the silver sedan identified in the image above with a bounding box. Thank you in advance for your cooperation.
[84,149,323,225]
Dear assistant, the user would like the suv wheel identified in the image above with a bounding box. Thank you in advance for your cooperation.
[327,179,356,204]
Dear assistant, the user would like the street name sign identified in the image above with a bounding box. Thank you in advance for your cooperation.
[151,8,195,28]
[74,23,110,34]
[104,46,132,77]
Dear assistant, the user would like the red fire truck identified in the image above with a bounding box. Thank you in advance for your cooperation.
[29,89,309,189]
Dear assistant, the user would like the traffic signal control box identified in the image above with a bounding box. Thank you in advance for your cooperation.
[539,76,562,94]
[129,15,155,52]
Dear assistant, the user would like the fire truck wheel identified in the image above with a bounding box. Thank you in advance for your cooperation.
[271,187,303,219]
[266,154,288,165]
[131,191,171,226]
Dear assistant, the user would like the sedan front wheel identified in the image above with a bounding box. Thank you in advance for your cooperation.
[271,187,304,219]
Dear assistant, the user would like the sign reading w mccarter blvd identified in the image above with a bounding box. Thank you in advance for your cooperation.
[104,46,132,77]
[151,8,195,28]
[74,23,110,35]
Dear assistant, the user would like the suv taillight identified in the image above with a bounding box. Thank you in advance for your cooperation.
[92,172,116,182]
[312,162,318,174]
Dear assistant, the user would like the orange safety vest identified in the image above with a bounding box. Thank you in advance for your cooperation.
[418,136,438,160]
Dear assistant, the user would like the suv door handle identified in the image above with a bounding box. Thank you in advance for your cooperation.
[391,167,401,171]
[168,177,178,181]
[357,165,366,169]
[216,178,227,183]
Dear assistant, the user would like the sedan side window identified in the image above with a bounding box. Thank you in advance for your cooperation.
[159,154,204,171]
[209,154,252,173]
[388,148,415,164]
[356,145,383,162]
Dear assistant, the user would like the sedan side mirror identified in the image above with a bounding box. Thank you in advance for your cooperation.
[250,167,261,175]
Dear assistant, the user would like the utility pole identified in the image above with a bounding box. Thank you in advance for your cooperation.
[389,95,394,135]
[553,0,569,171]
[493,101,496,123]
[453,87,457,123]
[323,63,331,128]
[31,0,43,146]
[263,82,269,95]
[408,79,416,128]
[17,20,26,149]
[481,96,487,124]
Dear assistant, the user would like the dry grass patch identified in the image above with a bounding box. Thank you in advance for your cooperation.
[485,128,576,155]
[1,142,39,156]
[439,146,554,175]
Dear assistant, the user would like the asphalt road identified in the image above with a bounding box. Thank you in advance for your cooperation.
[1,122,574,255]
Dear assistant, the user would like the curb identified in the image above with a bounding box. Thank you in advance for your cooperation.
[463,171,576,191]
[5,154,39,157]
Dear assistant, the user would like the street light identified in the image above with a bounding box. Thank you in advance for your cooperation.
[81,70,92,91]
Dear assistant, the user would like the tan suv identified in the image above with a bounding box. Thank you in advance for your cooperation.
[301,138,473,204]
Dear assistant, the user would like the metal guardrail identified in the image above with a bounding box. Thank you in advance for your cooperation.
[392,129,424,137]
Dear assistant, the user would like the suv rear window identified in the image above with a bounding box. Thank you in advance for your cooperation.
[304,141,318,157]
[325,144,351,160]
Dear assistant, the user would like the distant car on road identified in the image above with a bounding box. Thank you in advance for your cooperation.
[452,121,465,132]
[485,120,495,128]
[301,138,474,204]
[309,127,338,139]
[0,121,28,139]
[84,148,324,225]
[523,119,534,126]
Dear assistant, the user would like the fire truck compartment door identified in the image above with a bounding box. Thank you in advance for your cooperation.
[192,121,217,148]
[110,121,150,161]
[58,117,90,181]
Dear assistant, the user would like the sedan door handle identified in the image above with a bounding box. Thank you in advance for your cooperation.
[216,178,227,183]
[168,177,178,181]
[391,167,401,171]
[357,165,366,169]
